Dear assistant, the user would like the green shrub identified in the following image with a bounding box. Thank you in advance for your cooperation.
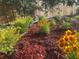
[14,16,34,33]
[62,21,71,29]
[51,19,56,28]
[38,17,50,34]
[66,51,77,59]
[74,16,79,20]
[0,26,20,54]
[55,15,62,21]
[39,16,46,20]
[40,24,50,34]
[65,17,71,22]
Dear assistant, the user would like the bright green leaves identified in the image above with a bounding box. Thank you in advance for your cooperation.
[40,24,50,34]
[51,19,56,28]
[66,51,77,59]
[14,16,34,33]
[0,26,20,54]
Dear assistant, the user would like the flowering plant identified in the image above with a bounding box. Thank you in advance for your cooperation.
[38,17,50,34]
[58,30,79,59]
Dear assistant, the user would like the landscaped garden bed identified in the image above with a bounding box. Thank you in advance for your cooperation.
[0,15,79,59]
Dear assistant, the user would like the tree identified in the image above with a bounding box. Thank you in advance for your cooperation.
[0,0,38,16]
[0,0,79,16]
[42,0,79,9]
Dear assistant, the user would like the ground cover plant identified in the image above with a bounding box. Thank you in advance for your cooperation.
[11,38,46,59]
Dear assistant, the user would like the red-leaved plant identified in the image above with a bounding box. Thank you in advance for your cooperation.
[11,38,46,59]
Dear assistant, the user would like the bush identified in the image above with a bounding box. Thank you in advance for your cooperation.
[65,17,71,22]
[66,51,77,59]
[74,16,79,20]
[39,16,46,20]
[51,19,56,28]
[14,16,34,33]
[0,26,20,54]
[40,24,50,34]
[62,21,71,29]
[55,15,62,21]
[38,18,50,34]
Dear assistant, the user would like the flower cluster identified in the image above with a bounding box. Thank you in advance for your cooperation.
[58,30,78,54]
[38,19,50,27]
[37,18,50,34]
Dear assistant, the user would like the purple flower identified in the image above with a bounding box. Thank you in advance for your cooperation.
[77,28,79,31]
[71,18,79,24]
[62,16,67,20]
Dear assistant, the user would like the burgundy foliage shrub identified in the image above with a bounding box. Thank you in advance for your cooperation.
[11,38,46,59]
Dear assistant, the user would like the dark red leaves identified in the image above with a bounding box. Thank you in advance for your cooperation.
[11,38,46,59]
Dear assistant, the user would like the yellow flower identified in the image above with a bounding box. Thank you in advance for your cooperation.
[74,30,77,33]
[58,39,65,48]
[69,35,77,43]
[72,44,78,51]
[64,46,71,54]
[66,30,72,35]
[38,19,50,27]
[63,35,69,41]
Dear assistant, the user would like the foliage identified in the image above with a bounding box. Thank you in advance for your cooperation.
[40,24,50,34]
[66,51,77,59]
[0,0,78,16]
[12,38,46,59]
[38,17,50,34]
[42,0,77,9]
[58,30,79,59]
[65,17,71,22]
[0,0,38,16]
[74,16,79,20]
[38,17,50,27]
[55,15,62,21]
[50,19,56,28]
[62,21,71,29]
[14,16,34,33]
[0,26,20,54]
[39,16,46,21]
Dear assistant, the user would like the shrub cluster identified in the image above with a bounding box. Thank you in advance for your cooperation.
[0,16,34,54]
